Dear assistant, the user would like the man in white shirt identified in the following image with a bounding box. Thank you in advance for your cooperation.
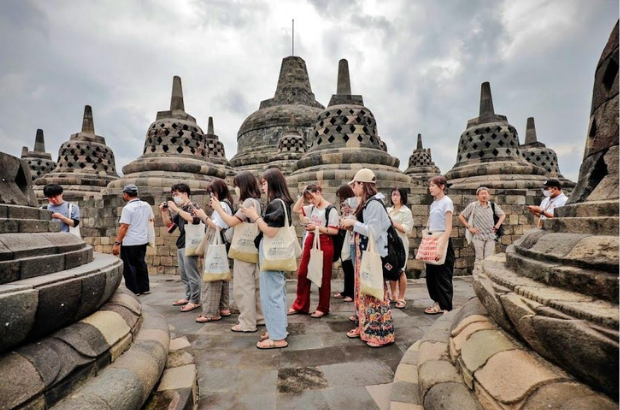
[527,179,568,227]
[112,184,155,295]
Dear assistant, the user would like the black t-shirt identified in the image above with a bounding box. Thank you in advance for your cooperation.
[172,202,201,249]
[263,199,292,227]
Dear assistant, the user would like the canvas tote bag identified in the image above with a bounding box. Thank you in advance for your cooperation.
[307,227,323,288]
[228,198,260,263]
[340,229,351,261]
[68,203,81,238]
[203,229,231,282]
[415,220,449,265]
[465,206,475,245]
[147,219,156,250]
[261,199,298,272]
[184,222,206,256]
[359,233,385,300]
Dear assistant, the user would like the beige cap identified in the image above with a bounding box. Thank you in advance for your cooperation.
[348,168,376,185]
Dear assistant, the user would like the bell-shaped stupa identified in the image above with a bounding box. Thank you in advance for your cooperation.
[21,129,56,183]
[269,114,308,174]
[106,76,225,193]
[445,82,547,189]
[404,133,441,183]
[35,106,119,199]
[520,117,576,189]
[229,56,324,175]
[289,59,411,189]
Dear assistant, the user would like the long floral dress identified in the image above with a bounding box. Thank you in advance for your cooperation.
[354,233,395,345]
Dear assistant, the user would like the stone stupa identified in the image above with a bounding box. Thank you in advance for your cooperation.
[445,82,547,189]
[106,76,225,193]
[520,117,576,189]
[289,59,412,190]
[21,129,56,183]
[404,133,441,183]
[35,106,119,199]
[229,56,324,175]
[269,114,308,175]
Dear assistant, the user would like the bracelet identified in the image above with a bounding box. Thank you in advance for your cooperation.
[114,241,121,245]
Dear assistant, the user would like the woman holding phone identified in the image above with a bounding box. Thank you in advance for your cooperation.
[334,184,357,302]
[288,184,339,318]
[240,168,293,349]
[210,171,264,333]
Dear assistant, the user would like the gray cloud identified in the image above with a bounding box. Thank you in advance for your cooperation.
[0,0,617,184]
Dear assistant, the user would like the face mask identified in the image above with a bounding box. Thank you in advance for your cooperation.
[542,189,552,198]
[234,187,240,198]
[173,196,184,206]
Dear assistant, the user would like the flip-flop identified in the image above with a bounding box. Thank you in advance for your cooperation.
[347,329,361,338]
[259,332,269,341]
[310,311,328,318]
[181,303,200,312]
[395,300,407,309]
[424,305,444,315]
[220,310,232,317]
[256,339,288,349]
[333,293,343,299]
[343,296,353,302]
[366,341,394,348]
[231,324,257,333]
[287,309,302,315]
[196,315,222,323]
[172,299,189,306]
[348,315,357,322]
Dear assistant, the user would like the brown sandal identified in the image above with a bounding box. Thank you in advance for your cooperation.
[180,303,200,312]
[347,329,361,338]
[196,315,221,323]
[172,299,189,306]
[256,339,288,349]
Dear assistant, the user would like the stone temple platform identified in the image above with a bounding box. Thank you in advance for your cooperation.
[140,275,475,410]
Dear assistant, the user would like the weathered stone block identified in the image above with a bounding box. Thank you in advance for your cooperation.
[461,330,517,373]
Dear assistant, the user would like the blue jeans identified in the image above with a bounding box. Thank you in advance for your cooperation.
[259,241,288,340]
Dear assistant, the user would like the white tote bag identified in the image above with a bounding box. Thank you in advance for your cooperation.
[340,230,351,261]
[465,206,475,245]
[203,230,231,282]
[359,233,385,300]
[307,227,323,288]
[261,199,299,272]
[68,203,81,238]
[185,222,206,256]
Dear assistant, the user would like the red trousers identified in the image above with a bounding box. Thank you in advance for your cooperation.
[291,233,334,314]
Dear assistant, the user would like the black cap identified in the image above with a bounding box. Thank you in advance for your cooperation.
[543,179,561,189]
[122,184,139,194]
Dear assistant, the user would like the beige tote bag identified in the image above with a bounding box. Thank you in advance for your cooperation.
[261,199,298,272]
[359,233,385,300]
[228,199,260,263]
[185,222,206,256]
[203,229,231,282]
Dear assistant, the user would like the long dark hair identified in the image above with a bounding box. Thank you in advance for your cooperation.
[234,171,261,201]
[354,182,378,219]
[207,178,233,205]
[336,184,354,201]
[391,187,408,206]
[261,168,294,204]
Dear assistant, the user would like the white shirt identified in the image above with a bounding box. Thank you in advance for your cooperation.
[302,204,340,229]
[429,196,454,231]
[539,192,568,219]
[212,201,232,229]
[120,199,154,246]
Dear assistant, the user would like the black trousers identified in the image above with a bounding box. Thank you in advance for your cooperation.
[425,239,455,311]
[120,243,149,294]
[340,258,355,298]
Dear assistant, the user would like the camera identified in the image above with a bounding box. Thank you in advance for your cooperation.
[161,201,169,209]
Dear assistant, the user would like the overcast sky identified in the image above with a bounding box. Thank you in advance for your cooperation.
[0,0,617,183]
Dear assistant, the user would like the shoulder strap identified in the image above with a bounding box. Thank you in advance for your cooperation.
[324,205,336,227]
[490,201,495,214]
[68,202,73,217]
[275,198,290,227]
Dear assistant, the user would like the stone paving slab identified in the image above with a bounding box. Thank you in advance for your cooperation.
[139,275,475,410]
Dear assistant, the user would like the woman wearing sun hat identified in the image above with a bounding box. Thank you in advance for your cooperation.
[340,168,395,348]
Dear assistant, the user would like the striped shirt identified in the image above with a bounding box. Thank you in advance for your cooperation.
[460,201,504,241]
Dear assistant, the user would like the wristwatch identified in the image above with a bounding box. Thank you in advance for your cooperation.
[114,241,121,246]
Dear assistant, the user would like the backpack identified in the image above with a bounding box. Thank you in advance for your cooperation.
[362,198,407,281]
[310,205,346,262]
[490,202,503,240]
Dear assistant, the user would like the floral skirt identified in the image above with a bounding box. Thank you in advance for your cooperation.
[354,233,395,345]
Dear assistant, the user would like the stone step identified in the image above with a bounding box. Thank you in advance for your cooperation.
[544,216,619,236]
[0,204,51,220]
[0,218,61,234]
[506,250,618,303]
